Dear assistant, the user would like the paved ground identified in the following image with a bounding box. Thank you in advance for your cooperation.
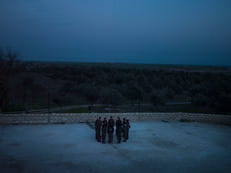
[0,122,231,173]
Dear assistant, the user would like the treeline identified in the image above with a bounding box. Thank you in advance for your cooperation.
[1,61,231,114]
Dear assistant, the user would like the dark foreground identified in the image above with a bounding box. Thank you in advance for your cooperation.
[0,122,231,173]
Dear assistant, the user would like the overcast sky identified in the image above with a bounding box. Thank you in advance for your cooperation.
[0,0,231,66]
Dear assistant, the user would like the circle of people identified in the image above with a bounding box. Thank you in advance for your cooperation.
[95,116,131,144]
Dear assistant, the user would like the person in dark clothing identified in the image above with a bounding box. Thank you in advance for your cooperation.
[125,119,131,140]
[122,118,126,128]
[95,118,98,140]
[107,116,115,144]
[116,117,122,143]
[122,118,126,142]
[95,117,102,142]
[101,117,107,144]
[123,118,131,142]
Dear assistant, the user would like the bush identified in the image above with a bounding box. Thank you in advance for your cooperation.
[1,104,25,112]
[192,94,209,107]
[150,93,165,106]
[179,118,192,122]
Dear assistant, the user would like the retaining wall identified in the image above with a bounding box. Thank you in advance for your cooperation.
[0,112,231,125]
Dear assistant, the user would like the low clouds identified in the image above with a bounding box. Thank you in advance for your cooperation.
[0,0,230,65]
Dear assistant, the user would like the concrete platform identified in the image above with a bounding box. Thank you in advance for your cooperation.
[0,122,231,173]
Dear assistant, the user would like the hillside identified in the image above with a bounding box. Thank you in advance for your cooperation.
[2,61,231,114]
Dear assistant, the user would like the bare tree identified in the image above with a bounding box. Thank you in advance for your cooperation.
[0,48,19,111]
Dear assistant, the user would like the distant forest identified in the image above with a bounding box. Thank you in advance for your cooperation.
[1,57,231,114]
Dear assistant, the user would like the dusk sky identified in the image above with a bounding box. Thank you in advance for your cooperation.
[0,0,231,66]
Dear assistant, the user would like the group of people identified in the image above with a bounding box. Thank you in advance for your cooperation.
[95,116,131,144]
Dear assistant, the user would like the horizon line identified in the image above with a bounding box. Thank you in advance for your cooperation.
[20,59,231,68]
